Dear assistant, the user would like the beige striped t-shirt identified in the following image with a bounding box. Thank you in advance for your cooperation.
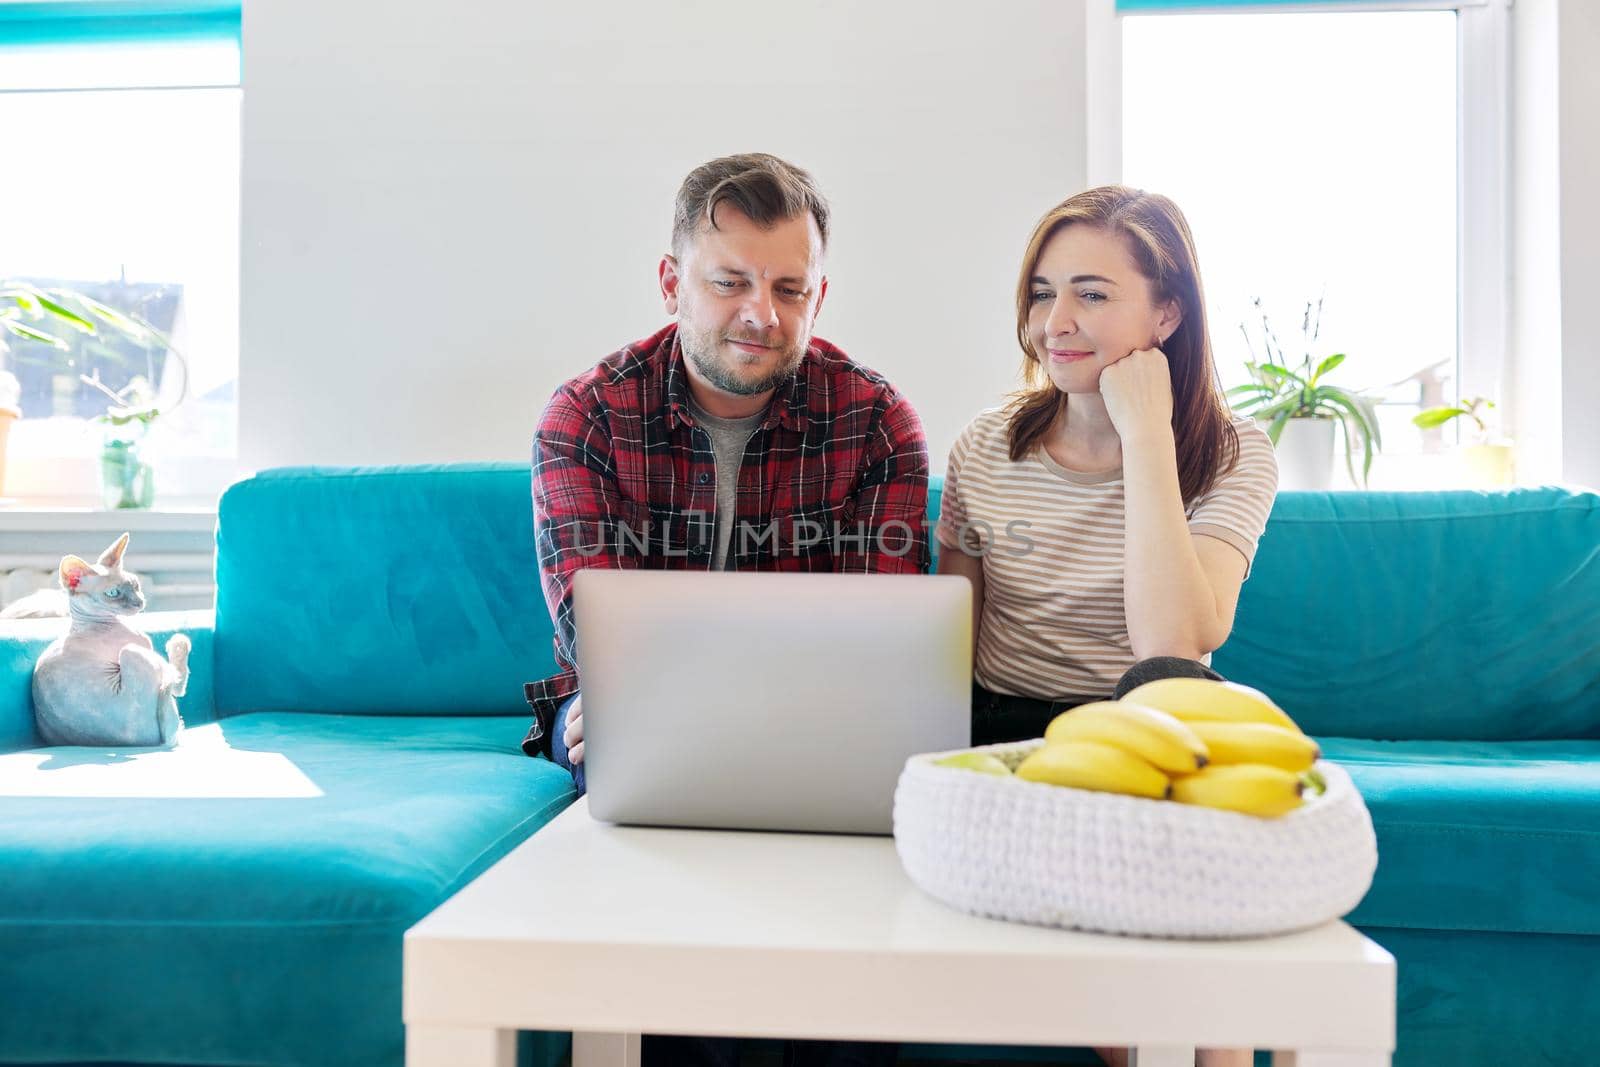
[936,407,1279,700]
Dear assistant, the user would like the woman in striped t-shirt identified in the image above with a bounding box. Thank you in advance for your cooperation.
[937,185,1280,753]
[936,185,1278,1067]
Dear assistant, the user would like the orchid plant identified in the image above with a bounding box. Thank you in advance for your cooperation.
[1227,296,1383,487]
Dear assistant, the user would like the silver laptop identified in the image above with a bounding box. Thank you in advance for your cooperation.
[574,570,972,835]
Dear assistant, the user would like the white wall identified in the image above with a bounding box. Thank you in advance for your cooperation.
[1511,0,1563,484]
[241,1,1091,475]
[1512,0,1600,491]
[1555,0,1600,489]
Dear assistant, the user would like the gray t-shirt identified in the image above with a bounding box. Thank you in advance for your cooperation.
[686,398,764,569]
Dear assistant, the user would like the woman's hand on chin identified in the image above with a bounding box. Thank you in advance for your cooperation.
[1098,345,1175,444]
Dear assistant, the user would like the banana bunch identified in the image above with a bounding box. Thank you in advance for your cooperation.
[1009,678,1327,818]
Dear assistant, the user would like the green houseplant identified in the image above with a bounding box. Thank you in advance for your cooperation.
[1228,297,1383,489]
[1414,395,1514,487]
[1414,395,1493,438]
[1,281,187,508]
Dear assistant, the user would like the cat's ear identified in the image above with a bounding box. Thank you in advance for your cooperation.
[59,555,96,592]
[97,532,131,569]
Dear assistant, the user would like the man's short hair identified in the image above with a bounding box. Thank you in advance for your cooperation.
[671,153,831,256]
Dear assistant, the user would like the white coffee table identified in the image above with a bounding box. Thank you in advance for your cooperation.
[405,798,1395,1067]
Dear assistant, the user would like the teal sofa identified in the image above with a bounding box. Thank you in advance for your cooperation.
[1,464,1597,1067]
[1209,485,1600,1066]
[0,466,576,1067]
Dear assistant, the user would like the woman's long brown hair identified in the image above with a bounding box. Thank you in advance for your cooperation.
[1006,186,1239,507]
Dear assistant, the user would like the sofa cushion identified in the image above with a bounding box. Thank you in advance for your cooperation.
[215,464,559,718]
[1214,487,1600,741]
[0,711,574,1067]
[1323,736,1600,937]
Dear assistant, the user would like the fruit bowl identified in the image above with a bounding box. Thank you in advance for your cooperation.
[892,739,1378,939]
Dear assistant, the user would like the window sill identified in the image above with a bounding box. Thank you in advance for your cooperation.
[1324,450,1540,493]
[0,501,216,530]
[1,453,240,516]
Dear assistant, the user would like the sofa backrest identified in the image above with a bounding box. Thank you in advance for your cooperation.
[215,466,1599,740]
[215,464,552,718]
[1214,487,1600,741]
[937,477,1599,739]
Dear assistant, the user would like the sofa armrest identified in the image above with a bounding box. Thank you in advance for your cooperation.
[0,609,216,753]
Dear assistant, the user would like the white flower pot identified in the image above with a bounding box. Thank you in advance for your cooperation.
[1273,416,1337,491]
[1459,442,1515,488]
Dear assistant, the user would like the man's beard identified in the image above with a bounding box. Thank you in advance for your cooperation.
[678,316,807,397]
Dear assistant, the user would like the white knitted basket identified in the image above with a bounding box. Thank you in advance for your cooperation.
[893,739,1378,939]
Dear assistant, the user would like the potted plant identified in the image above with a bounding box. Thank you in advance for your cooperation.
[1,281,186,508]
[1413,396,1514,487]
[82,369,164,508]
[1228,297,1383,490]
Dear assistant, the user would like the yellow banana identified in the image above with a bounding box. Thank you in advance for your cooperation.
[1044,701,1210,774]
[1016,740,1171,800]
[1169,762,1306,818]
[1187,721,1320,772]
[1119,677,1301,732]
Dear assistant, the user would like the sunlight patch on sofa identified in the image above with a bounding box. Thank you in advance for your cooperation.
[0,723,323,798]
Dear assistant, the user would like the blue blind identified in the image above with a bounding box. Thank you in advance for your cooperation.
[0,2,240,47]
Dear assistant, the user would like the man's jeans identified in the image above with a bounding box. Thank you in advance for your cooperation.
[640,1035,898,1067]
[551,692,585,796]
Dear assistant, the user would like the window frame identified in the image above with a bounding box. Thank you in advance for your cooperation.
[0,12,243,508]
[1089,0,1513,450]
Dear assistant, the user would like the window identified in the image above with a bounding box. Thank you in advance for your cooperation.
[0,4,240,504]
[1117,1,1510,487]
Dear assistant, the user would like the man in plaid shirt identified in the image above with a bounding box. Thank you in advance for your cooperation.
[521,154,930,794]
[520,155,924,1067]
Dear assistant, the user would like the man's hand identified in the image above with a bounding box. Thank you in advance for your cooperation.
[564,696,584,766]
[1098,345,1175,444]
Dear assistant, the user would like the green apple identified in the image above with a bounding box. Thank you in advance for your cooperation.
[934,752,1012,776]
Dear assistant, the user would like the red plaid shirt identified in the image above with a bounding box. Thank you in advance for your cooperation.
[521,323,929,757]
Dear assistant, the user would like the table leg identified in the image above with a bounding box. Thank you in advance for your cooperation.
[405,1024,516,1067]
[1272,1052,1391,1066]
[1130,1046,1196,1067]
[573,1030,643,1067]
